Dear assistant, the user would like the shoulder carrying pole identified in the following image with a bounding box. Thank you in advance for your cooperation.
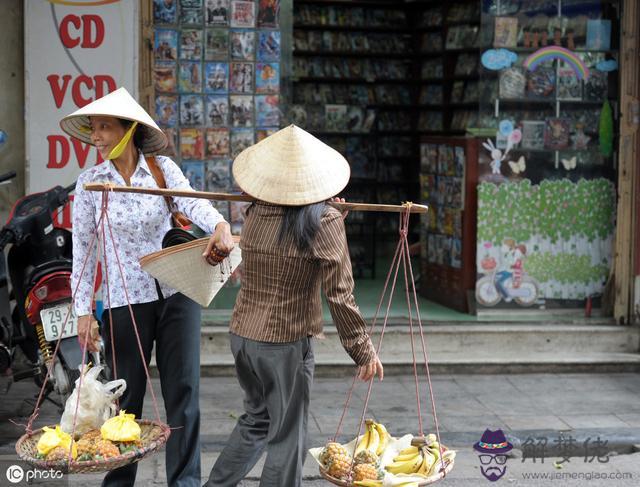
[83,183,429,214]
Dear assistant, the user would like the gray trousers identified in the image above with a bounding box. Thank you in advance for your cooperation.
[101,291,202,487]
[204,334,315,487]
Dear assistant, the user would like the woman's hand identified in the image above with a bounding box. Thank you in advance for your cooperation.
[357,354,384,382]
[331,197,349,219]
[77,315,101,353]
[203,221,234,266]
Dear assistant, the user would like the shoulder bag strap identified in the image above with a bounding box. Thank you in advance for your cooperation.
[146,156,192,228]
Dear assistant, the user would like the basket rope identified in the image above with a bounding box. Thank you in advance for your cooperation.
[330,204,447,484]
[18,189,168,471]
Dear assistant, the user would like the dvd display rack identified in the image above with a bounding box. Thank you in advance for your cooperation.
[291,0,418,278]
[290,0,483,278]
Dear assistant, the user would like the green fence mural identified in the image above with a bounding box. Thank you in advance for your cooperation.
[476,178,615,305]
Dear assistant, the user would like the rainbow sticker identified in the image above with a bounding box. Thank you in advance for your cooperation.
[523,46,590,80]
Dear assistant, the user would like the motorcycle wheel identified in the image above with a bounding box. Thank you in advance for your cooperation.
[476,276,502,307]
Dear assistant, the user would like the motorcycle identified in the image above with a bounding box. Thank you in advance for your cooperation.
[475,260,539,307]
[0,177,94,408]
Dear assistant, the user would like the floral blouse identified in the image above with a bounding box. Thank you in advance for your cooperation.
[71,154,225,315]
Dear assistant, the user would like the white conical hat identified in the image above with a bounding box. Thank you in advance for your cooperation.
[139,236,242,307]
[232,124,350,205]
[60,87,167,153]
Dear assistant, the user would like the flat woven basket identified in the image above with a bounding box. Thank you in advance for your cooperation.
[15,420,170,474]
[319,449,455,487]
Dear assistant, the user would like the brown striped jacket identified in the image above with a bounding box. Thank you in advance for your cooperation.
[229,202,375,366]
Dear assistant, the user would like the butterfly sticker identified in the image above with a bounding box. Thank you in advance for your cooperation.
[561,156,577,170]
[508,156,526,174]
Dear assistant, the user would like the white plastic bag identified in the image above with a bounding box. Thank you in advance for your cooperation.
[60,365,127,437]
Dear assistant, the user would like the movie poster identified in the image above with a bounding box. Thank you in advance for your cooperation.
[206,95,229,126]
[206,128,230,156]
[230,95,254,127]
[255,63,279,93]
[231,0,256,28]
[155,29,178,61]
[229,62,254,93]
[156,95,178,127]
[230,30,255,60]
[257,31,280,61]
[258,0,279,28]
[180,94,204,125]
[204,62,229,93]
[180,128,205,160]
[206,0,230,25]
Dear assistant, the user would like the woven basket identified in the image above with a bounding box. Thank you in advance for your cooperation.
[319,449,455,486]
[15,420,170,474]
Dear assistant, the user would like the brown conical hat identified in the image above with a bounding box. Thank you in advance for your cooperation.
[139,236,242,307]
[60,87,167,154]
[232,125,350,205]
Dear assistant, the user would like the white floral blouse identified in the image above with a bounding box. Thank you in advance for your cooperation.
[71,154,225,315]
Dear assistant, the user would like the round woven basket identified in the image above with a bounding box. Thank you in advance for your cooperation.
[15,420,170,474]
[319,451,455,486]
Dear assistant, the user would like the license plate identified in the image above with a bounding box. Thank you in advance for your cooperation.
[40,303,78,341]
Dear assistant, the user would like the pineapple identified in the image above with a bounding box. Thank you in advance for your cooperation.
[320,442,349,466]
[354,449,379,465]
[353,463,379,482]
[77,429,102,457]
[327,453,353,480]
[95,439,120,459]
[46,447,70,462]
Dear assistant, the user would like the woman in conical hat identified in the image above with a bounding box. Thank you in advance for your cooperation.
[61,87,233,487]
[204,125,383,487]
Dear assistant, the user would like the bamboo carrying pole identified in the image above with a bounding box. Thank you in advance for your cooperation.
[83,183,429,214]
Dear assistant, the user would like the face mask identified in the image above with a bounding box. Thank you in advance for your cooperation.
[108,121,138,160]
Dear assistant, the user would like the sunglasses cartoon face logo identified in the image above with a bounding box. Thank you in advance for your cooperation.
[474,429,513,482]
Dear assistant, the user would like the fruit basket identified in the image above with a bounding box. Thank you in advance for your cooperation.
[310,421,455,487]
[15,420,170,474]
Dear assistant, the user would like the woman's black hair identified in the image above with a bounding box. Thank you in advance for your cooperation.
[278,202,326,251]
[117,118,145,151]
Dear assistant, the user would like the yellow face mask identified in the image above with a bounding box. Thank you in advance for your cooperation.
[107,121,138,160]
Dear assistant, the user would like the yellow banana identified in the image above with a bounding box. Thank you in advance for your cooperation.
[393,451,421,463]
[366,420,380,454]
[398,445,419,455]
[355,428,371,456]
[427,445,442,476]
[396,483,420,487]
[425,433,437,446]
[353,481,382,487]
[374,422,390,455]
[417,447,435,475]
[386,452,423,475]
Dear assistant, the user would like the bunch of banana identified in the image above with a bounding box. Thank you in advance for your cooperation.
[417,437,456,477]
[385,445,424,475]
[354,419,391,458]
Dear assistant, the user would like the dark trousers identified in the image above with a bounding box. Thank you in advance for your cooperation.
[204,334,315,487]
[101,292,202,487]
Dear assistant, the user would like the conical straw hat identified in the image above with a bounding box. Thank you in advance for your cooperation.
[232,124,350,205]
[139,236,242,307]
[60,87,167,154]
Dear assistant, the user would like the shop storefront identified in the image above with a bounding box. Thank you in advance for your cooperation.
[16,0,640,322]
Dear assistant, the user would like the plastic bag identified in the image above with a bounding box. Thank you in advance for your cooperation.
[60,365,126,437]
[101,410,141,442]
[37,425,78,459]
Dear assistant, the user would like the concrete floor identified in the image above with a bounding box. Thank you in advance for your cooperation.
[2,372,640,486]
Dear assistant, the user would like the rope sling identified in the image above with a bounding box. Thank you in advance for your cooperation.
[317,205,453,486]
[16,191,170,474]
